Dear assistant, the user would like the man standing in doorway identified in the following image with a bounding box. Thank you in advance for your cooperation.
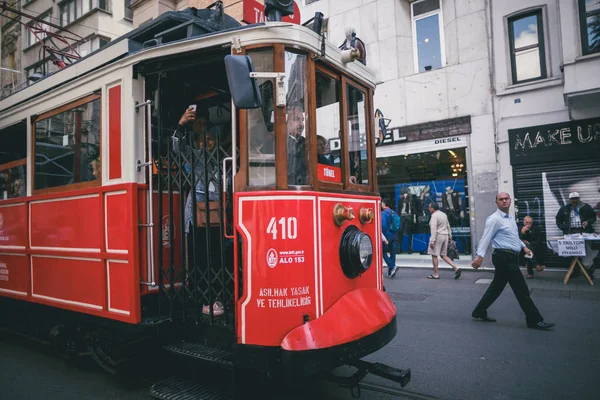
[471,193,555,330]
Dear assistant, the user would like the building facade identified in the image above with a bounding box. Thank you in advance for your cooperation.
[300,0,497,261]
[492,0,600,267]
[0,1,136,99]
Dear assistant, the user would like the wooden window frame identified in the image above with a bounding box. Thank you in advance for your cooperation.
[313,63,344,193]
[32,92,102,195]
[508,9,547,85]
[579,0,600,56]
[342,76,375,194]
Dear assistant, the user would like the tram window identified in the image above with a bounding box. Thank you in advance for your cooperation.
[315,71,342,183]
[33,96,101,191]
[346,85,369,186]
[0,121,27,199]
[285,51,308,186]
[247,49,276,186]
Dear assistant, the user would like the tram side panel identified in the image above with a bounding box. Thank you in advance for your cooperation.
[0,201,28,300]
[0,185,142,324]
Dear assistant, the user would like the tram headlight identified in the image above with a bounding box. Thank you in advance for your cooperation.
[339,226,373,279]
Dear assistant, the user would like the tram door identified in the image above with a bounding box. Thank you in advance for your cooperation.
[145,71,237,330]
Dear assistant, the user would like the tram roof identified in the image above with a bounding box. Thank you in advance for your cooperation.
[0,8,376,120]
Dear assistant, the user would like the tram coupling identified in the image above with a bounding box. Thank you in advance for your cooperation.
[329,359,411,397]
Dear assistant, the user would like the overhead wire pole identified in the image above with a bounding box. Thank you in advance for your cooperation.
[0,1,84,70]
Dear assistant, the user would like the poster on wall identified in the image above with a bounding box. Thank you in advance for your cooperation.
[391,179,471,254]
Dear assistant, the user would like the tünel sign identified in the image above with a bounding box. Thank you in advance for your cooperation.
[557,239,586,257]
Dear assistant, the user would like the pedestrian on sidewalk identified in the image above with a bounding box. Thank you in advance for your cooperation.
[471,192,555,330]
[381,198,399,278]
[427,202,462,280]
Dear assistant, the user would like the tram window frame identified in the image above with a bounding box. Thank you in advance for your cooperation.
[284,48,311,188]
[313,64,344,192]
[32,93,102,195]
[242,46,278,190]
[342,76,374,194]
[0,120,27,200]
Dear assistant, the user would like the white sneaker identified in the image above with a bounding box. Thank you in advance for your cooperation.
[202,301,224,316]
[389,266,399,278]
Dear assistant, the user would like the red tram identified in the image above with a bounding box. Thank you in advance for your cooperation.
[0,1,410,396]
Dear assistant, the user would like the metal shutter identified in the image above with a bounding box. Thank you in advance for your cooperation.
[513,159,600,268]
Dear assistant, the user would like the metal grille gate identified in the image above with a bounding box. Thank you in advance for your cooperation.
[150,75,237,331]
[513,159,600,268]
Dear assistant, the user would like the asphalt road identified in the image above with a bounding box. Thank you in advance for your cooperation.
[1,268,600,400]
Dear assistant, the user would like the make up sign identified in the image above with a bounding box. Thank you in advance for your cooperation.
[557,239,586,257]
[508,117,600,165]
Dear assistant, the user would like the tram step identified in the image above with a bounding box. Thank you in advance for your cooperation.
[150,376,233,400]
[163,342,233,369]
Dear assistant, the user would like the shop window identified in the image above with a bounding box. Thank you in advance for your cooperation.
[0,121,27,200]
[579,0,600,55]
[411,0,445,73]
[33,95,101,192]
[285,51,308,186]
[377,148,471,255]
[508,10,547,84]
[315,70,342,183]
[346,84,369,186]
[247,49,275,186]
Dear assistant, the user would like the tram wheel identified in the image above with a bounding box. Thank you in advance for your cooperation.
[88,343,120,374]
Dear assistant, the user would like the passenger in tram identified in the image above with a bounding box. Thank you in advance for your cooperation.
[90,157,100,180]
[317,135,334,166]
[286,103,307,185]
[174,105,224,317]
[11,178,25,198]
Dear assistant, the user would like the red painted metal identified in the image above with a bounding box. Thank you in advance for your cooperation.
[317,164,342,183]
[235,191,383,347]
[0,254,29,299]
[242,0,301,24]
[108,85,122,180]
[0,184,141,324]
[30,194,103,251]
[280,287,395,351]
[0,202,27,248]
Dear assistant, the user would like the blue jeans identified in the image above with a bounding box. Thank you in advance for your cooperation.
[383,240,398,268]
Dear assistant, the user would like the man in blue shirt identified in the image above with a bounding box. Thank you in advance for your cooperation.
[381,198,399,278]
[471,193,555,330]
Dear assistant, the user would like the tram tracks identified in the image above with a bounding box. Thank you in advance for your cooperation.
[358,381,440,400]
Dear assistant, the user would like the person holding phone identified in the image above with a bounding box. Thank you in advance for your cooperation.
[174,104,223,317]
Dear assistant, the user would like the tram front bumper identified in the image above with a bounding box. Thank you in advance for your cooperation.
[280,288,397,376]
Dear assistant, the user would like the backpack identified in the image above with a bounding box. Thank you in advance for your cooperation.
[389,210,401,233]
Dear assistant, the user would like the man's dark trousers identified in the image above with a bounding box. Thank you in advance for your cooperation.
[399,215,414,253]
[473,250,543,324]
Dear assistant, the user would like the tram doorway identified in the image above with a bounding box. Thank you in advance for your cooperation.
[140,50,239,337]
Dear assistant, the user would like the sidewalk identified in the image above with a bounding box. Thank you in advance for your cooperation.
[388,257,600,301]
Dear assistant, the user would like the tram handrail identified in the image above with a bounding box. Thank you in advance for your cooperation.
[136,100,156,287]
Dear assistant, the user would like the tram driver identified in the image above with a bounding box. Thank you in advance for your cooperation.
[286,102,307,186]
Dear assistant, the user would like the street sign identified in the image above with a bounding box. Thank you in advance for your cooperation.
[242,0,301,25]
[557,239,586,257]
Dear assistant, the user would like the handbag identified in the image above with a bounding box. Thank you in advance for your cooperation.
[447,239,459,261]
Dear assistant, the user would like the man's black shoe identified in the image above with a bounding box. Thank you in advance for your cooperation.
[472,314,496,322]
[527,321,555,330]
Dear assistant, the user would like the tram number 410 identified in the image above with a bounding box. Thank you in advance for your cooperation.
[267,217,298,240]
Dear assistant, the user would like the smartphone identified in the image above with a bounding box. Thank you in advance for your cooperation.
[188,104,197,112]
[524,253,533,259]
